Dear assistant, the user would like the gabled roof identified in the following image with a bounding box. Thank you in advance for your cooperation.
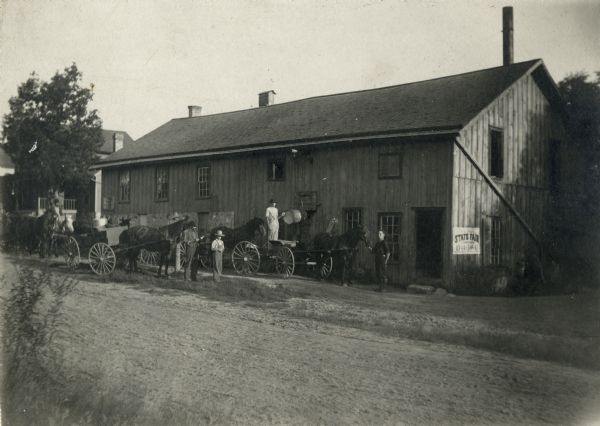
[98,130,135,154]
[97,59,548,168]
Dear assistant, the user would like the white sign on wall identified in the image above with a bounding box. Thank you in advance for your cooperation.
[208,211,234,229]
[453,227,481,255]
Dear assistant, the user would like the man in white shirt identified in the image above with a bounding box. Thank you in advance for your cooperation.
[265,199,285,241]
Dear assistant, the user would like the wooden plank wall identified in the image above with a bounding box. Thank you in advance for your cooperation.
[451,73,563,285]
[102,137,453,285]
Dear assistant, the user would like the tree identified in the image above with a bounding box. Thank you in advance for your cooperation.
[558,72,600,210]
[2,63,103,199]
[555,72,600,286]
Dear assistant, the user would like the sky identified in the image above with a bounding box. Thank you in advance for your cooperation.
[1,0,599,140]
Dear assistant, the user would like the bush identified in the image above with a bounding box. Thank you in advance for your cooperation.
[452,265,510,296]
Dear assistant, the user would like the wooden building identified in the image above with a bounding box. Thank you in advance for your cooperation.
[94,56,566,290]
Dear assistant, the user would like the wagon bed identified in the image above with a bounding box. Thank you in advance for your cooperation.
[54,225,129,275]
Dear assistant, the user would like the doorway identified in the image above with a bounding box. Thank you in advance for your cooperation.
[414,208,444,278]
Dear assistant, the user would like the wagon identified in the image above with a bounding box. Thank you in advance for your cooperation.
[52,225,129,275]
[229,239,334,279]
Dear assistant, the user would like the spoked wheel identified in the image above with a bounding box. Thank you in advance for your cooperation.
[199,252,212,270]
[320,254,333,279]
[275,246,295,278]
[138,249,159,267]
[232,241,261,275]
[64,236,80,269]
[89,242,116,275]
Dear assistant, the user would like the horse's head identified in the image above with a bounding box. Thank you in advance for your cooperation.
[347,225,370,248]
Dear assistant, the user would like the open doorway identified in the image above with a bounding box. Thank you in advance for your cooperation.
[414,208,444,278]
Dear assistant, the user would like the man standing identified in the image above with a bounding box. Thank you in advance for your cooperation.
[371,230,390,292]
[265,199,285,241]
[181,224,200,281]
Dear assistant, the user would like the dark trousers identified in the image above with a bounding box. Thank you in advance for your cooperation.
[375,256,388,289]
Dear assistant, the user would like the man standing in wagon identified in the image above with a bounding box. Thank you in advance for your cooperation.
[265,199,285,241]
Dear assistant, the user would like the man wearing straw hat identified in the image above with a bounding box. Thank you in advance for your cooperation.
[211,230,225,282]
[265,199,285,241]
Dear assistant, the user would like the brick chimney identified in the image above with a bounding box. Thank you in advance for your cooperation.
[258,90,276,107]
[113,132,124,152]
[503,6,514,66]
[188,105,202,118]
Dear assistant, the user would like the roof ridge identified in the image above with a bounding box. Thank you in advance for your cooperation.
[172,59,542,121]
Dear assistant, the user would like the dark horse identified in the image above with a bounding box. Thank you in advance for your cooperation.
[35,210,59,258]
[313,225,370,284]
[211,217,267,247]
[194,218,267,270]
[119,217,196,278]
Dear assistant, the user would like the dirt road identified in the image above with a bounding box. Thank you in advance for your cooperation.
[2,256,600,425]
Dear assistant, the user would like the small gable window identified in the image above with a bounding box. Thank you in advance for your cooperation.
[267,158,285,181]
[378,153,402,179]
[489,127,504,179]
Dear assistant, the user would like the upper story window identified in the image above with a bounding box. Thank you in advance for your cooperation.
[489,127,504,179]
[378,212,402,263]
[118,170,130,202]
[155,166,169,201]
[378,153,403,179]
[343,208,363,233]
[267,158,285,181]
[197,165,210,198]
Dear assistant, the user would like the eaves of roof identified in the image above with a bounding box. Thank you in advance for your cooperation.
[90,126,460,169]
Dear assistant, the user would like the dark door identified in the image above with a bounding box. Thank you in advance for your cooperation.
[415,209,444,278]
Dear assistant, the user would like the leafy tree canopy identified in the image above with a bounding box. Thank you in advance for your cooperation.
[558,72,600,207]
[2,63,103,196]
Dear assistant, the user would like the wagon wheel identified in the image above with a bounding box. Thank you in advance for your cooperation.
[232,241,260,275]
[275,246,295,278]
[138,249,159,267]
[63,236,80,269]
[320,254,333,279]
[89,242,116,275]
[199,251,212,270]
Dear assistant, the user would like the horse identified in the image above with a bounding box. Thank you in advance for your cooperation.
[35,210,60,258]
[119,216,196,278]
[208,217,267,247]
[194,218,267,271]
[313,223,370,284]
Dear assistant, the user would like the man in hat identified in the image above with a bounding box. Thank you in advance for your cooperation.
[211,230,225,282]
[370,230,390,292]
[265,199,285,241]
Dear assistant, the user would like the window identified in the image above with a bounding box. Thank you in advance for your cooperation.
[489,128,504,178]
[490,217,502,266]
[378,153,402,179]
[343,208,362,232]
[378,213,402,263]
[267,158,285,181]
[155,166,169,201]
[197,165,210,198]
[118,170,130,202]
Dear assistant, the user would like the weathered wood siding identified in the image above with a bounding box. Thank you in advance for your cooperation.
[102,138,453,285]
[451,73,565,286]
